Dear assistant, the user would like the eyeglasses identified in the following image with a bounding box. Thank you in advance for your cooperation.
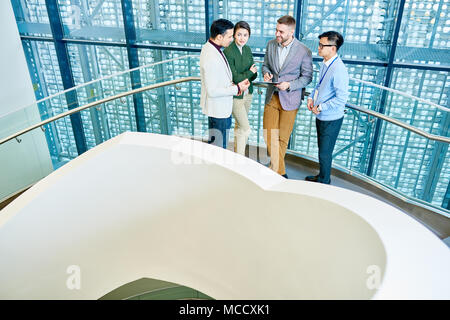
[318,43,336,49]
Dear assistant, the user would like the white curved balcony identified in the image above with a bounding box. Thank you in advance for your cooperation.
[0,132,449,299]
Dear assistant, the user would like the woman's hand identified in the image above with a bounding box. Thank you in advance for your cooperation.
[249,64,257,74]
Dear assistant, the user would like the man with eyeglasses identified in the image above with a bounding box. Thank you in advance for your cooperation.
[305,31,349,184]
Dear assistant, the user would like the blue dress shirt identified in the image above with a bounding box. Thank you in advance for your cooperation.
[310,55,349,121]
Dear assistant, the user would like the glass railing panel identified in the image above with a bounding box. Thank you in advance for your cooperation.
[346,64,386,110]
[73,88,178,156]
[137,52,199,85]
[332,108,375,174]
[165,77,206,138]
[289,64,383,170]
[1,116,81,201]
[246,87,268,148]
[372,122,426,195]
[288,106,374,175]
[2,73,449,214]
[0,104,41,141]
[433,149,450,208]
[0,113,79,200]
[136,54,200,135]
[369,121,449,206]
[87,96,138,144]
[45,114,79,168]
[387,68,449,135]
[11,54,199,153]
[76,76,137,150]
[0,127,53,200]
[0,100,79,172]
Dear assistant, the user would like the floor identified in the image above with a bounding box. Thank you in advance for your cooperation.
[283,158,450,248]
[285,159,396,206]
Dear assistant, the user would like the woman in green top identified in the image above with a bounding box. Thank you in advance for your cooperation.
[223,21,258,156]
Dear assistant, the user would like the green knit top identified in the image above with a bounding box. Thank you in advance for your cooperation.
[223,41,258,99]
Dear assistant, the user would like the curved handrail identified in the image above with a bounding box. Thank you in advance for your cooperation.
[1,77,449,146]
[288,150,450,219]
[0,77,198,146]
[345,103,450,143]
[349,78,449,112]
[6,54,198,119]
[253,60,449,112]
[10,55,447,119]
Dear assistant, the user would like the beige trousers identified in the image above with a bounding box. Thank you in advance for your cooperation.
[232,94,253,155]
[263,93,298,175]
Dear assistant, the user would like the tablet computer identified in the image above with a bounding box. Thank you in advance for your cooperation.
[254,81,281,85]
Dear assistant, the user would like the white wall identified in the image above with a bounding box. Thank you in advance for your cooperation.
[0,1,53,202]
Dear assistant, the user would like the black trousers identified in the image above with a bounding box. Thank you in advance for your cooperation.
[316,116,344,184]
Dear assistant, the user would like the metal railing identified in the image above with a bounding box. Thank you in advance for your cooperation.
[9,55,449,122]
[0,77,198,146]
[2,77,449,146]
[1,55,449,215]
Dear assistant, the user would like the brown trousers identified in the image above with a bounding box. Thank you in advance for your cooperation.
[263,93,298,175]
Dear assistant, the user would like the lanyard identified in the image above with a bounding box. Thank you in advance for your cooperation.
[318,56,338,86]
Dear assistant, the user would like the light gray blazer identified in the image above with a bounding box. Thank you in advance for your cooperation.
[262,38,313,110]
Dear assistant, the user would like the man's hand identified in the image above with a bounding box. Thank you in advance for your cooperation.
[264,72,273,82]
[276,81,290,91]
[250,64,257,74]
[238,79,251,93]
[311,105,321,115]
[307,98,313,111]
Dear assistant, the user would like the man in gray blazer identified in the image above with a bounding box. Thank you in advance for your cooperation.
[262,15,313,178]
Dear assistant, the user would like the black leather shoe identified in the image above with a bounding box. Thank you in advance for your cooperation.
[282,174,288,179]
[305,175,319,182]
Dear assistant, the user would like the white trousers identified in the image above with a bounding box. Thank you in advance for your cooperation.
[232,94,253,155]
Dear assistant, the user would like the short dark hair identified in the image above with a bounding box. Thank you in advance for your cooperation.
[318,31,344,50]
[277,15,296,28]
[234,21,251,37]
[210,19,234,39]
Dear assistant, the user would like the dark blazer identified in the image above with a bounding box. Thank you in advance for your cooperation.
[262,38,313,110]
[223,41,258,99]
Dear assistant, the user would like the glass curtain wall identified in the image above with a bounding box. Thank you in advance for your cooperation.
[10,0,450,209]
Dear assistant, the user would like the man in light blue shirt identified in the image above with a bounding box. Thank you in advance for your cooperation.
[305,31,349,184]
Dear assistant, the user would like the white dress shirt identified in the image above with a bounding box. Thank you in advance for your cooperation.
[277,38,294,69]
